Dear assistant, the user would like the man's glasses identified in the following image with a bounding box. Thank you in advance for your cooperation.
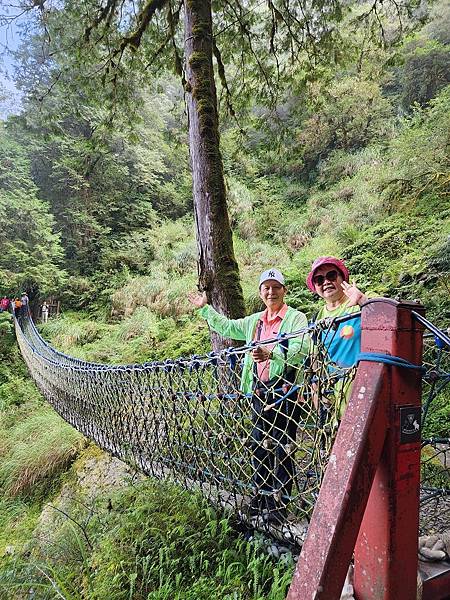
[312,270,339,286]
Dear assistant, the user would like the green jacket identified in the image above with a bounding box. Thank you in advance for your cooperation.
[199,304,309,394]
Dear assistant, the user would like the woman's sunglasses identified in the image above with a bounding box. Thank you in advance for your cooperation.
[312,270,339,286]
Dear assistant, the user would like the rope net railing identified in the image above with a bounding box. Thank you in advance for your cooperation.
[419,318,450,537]
[15,312,360,545]
[14,310,450,546]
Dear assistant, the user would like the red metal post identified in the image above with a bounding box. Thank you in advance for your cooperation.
[354,299,424,600]
[287,299,424,600]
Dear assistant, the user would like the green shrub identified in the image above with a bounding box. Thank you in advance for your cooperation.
[399,40,450,111]
[0,313,16,359]
[0,376,41,411]
[153,318,210,360]
[423,386,450,439]
[0,409,83,498]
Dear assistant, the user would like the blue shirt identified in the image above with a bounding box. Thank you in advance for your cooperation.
[316,303,361,368]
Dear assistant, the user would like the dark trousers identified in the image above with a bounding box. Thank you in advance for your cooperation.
[250,386,300,510]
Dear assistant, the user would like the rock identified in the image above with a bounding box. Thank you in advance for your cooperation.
[398,272,412,285]
[340,564,355,600]
[32,450,142,554]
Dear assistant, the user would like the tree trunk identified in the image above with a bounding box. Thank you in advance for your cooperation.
[184,0,246,351]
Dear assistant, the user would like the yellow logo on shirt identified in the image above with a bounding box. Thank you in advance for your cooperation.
[340,325,355,340]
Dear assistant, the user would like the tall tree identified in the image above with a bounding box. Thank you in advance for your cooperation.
[10,34,191,282]
[0,126,67,295]
[3,0,404,345]
[184,0,244,348]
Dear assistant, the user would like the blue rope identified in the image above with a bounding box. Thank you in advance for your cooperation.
[357,352,426,373]
[264,384,300,408]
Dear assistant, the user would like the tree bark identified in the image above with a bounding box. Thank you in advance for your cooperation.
[184,0,245,351]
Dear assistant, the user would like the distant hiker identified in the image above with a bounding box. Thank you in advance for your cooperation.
[20,292,29,317]
[188,269,309,525]
[14,298,22,317]
[41,302,49,323]
[0,297,9,312]
[307,256,368,421]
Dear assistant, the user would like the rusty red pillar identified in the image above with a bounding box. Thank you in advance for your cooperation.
[353,299,424,599]
[287,299,424,600]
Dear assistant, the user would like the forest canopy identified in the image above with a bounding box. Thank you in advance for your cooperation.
[0,0,447,316]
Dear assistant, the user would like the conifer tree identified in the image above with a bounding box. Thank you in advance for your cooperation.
[4,0,401,345]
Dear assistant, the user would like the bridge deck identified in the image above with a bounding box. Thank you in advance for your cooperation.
[420,560,450,600]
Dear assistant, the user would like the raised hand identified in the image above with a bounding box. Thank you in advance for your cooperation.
[341,280,366,307]
[187,290,208,309]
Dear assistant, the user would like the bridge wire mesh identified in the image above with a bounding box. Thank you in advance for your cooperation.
[420,324,450,536]
[13,311,450,544]
[15,313,359,545]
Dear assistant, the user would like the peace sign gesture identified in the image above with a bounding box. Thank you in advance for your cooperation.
[341,280,367,307]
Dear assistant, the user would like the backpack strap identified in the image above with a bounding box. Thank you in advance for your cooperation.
[252,319,264,385]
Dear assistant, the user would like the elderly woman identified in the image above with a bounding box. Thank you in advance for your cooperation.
[189,268,309,524]
[307,256,368,421]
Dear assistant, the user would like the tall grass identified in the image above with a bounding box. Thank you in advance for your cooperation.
[0,409,83,498]
[0,496,42,554]
[111,270,196,319]
[40,312,108,351]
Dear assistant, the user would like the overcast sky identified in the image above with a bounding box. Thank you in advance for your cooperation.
[0,4,30,118]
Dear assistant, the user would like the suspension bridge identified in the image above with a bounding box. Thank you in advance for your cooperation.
[13,298,450,599]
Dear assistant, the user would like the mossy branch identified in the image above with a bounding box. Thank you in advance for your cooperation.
[212,40,235,118]
[169,0,184,80]
[144,0,183,75]
[118,0,170,53]
[220,0,275,104]
[84,0,120,41]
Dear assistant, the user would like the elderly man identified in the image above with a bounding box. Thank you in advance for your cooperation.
[189,269,308,523]
[307,256,368,420]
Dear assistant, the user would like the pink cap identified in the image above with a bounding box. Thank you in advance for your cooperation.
[306,256,349,292]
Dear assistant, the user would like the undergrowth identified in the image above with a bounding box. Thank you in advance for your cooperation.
[0,478,295,600]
